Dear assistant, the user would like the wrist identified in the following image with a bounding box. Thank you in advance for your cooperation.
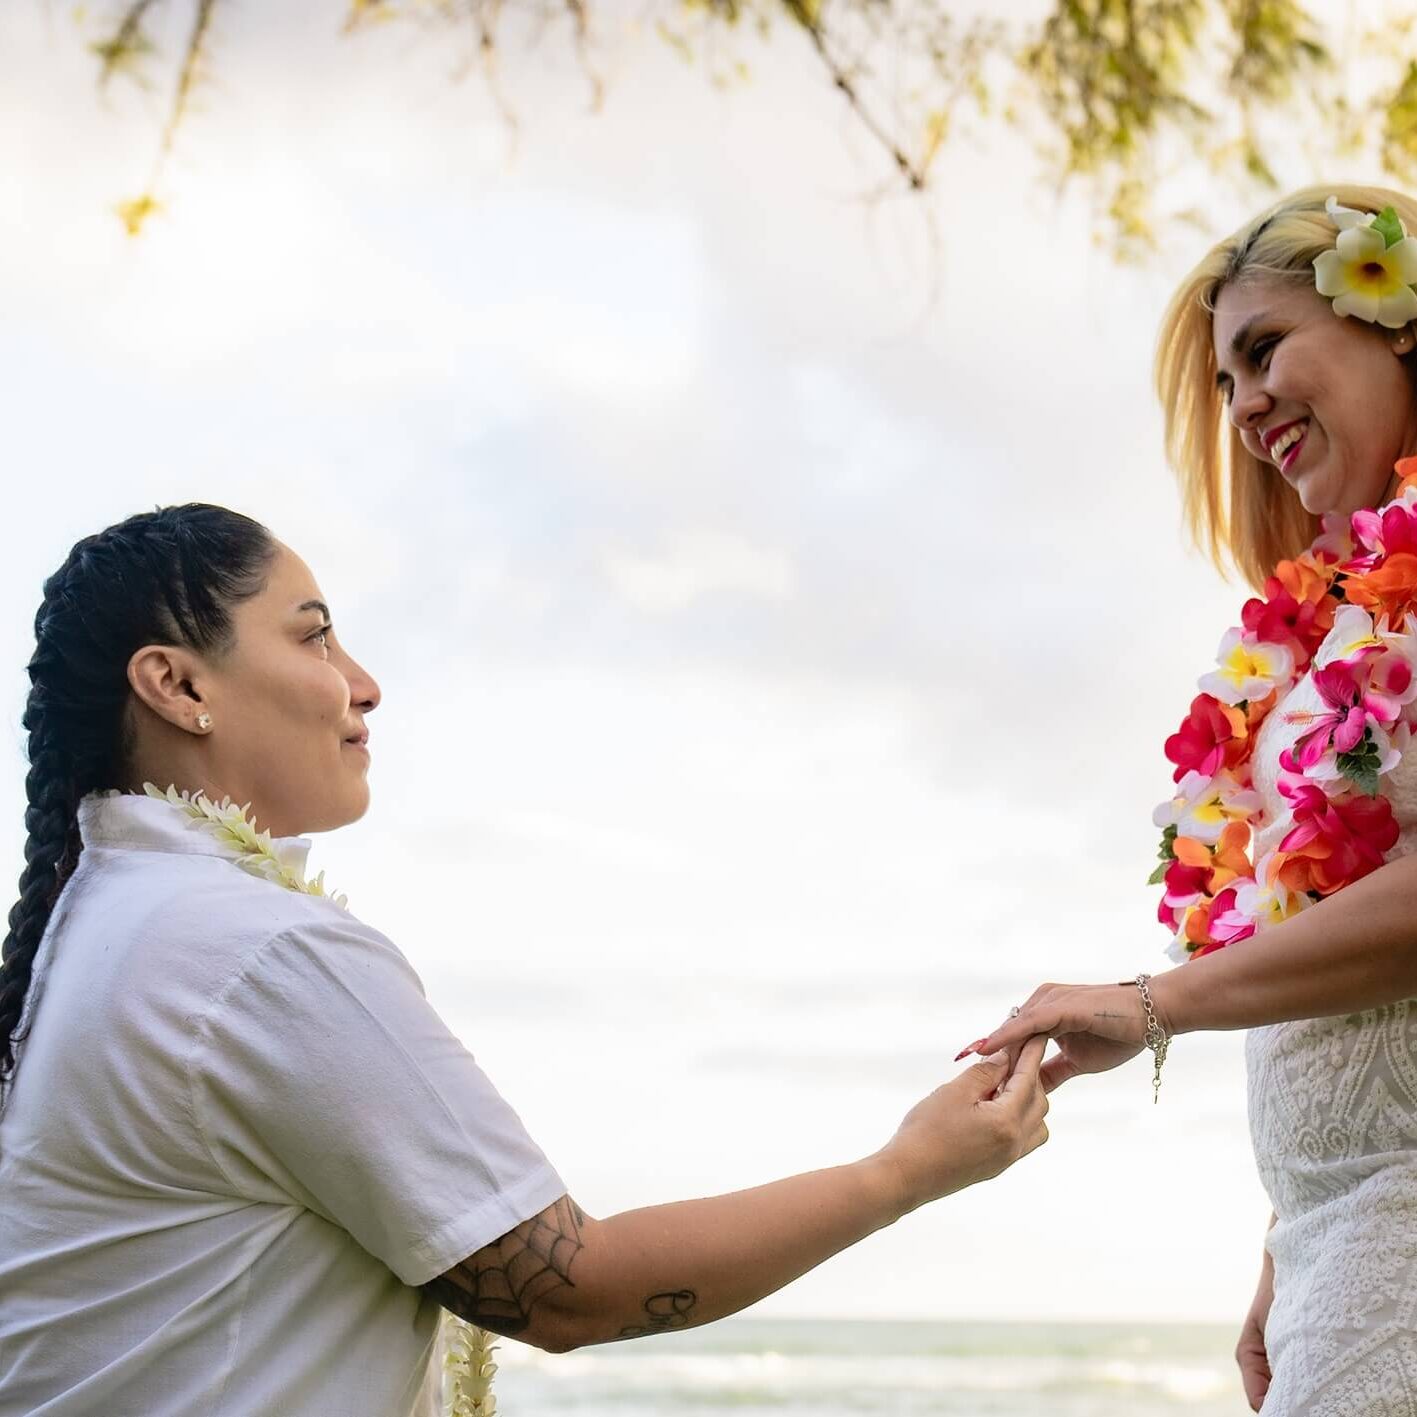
[1146,964,1188,1036]
[858,1149,919,1225]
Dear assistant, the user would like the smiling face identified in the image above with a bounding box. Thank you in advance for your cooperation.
[1212,275,1417,516]
[124,540,381,838]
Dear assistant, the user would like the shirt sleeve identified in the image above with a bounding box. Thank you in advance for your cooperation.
[186,913,568,1287]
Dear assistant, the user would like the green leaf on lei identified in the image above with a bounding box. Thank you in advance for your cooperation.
[1336,734,1383,796]
[1147,824,1178,884]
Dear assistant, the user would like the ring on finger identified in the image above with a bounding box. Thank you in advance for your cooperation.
[1008,1005,1022,1018]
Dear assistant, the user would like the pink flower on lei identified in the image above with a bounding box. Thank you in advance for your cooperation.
[1205,885,1257,947]
[1164,694,1249,783]
[1271,780,1399,896]
[1278,606,1415,781]
[1280,660,1392,773]
[1312,510,1355,564]
[1199,851,1312,957]
[1373,615,1417,720]
[1348,492,1417,572]
[1240,558,1337,670]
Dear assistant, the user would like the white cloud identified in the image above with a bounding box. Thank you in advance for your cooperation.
[600,529,797,612]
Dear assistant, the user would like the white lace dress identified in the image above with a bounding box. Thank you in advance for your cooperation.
[1245,663,1417,1414]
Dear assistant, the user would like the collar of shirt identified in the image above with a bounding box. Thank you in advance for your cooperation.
[76,791,314,877]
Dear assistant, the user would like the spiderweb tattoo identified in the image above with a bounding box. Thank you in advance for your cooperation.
[422,1195,586,1335]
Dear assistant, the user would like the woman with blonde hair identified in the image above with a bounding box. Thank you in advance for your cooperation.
[965,182,1417,1414]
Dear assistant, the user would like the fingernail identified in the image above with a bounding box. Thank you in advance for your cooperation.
[954,1037,987,1061]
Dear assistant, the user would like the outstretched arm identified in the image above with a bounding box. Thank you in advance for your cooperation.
[424,1039,1050,1351]
[966,849,1417,1077]
[1156,848,1417,1033]
[425,1162,900,1351]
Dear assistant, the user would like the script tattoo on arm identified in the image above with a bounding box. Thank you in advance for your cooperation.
[617,1288,699,1339]
[422,1194,586,1337]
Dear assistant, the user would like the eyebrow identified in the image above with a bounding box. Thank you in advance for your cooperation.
[1214,316,1263,388]
[296,599,330,619]
[1228,317,1261,356]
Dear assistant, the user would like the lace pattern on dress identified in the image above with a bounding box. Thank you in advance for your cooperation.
[1246,662,1417,1413]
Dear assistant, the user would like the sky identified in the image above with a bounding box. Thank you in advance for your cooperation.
[0,0,1333,1325]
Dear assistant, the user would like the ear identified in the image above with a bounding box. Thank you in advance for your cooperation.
[126,644,209,734]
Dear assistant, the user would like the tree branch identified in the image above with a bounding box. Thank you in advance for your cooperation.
[781,0,925,189]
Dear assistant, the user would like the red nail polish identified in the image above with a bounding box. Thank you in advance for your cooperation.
[954,1037,987,1061]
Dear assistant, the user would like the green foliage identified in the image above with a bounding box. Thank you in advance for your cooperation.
[1385,61,1417,183]
[1375,205,1406,250]
[1147,823,1179,884]
[1022,0,1210,174]
[1337,732,1384,798]
[73,0,1417,253]
[1225,0,1327,103]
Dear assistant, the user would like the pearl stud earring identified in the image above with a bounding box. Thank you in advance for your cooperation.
[196,713,212,730]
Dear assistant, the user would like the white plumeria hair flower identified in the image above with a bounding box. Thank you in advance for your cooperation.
[1324,196,1377,231]
[1314,194,1417,329]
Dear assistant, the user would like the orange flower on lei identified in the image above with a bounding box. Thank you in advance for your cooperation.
[1342,554,1417,623]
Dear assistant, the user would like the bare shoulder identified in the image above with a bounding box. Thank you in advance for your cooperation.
[421,1193,591,1350]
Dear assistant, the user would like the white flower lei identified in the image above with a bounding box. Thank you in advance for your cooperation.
[140,782,500,1416]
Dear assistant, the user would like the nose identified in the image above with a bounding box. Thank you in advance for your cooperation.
[1228,372,1272,433]
[344,658,381,719]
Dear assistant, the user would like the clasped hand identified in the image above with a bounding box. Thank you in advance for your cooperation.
[956,982,1165,1093]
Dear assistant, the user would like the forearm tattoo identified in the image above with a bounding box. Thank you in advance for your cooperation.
[422,1195,586,1336]
[617,1288,698,1340]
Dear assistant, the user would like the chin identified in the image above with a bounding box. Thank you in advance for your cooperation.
[1299,453,1398,517]
[303,787,371,835]
[334,786,372,830]
[1292,465,1345,517]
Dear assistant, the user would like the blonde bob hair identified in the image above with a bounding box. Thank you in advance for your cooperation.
[1155,181,1417,589]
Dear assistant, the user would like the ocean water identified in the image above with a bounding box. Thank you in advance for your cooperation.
[492,1319,1251,1415]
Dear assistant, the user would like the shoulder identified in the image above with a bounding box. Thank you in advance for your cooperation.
[55,849,398,1033]
[79,843,346,954]
[111,846,419,988]
[194,904,431,1046]
[80,848,429,1039]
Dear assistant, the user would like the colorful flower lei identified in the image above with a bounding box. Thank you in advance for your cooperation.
[1154,461,1417,963]
[133,783,497,1416]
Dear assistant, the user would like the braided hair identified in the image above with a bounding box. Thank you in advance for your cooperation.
[0,504,277,1086]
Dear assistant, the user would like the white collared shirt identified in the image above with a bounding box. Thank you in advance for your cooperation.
[0,792,565,1416]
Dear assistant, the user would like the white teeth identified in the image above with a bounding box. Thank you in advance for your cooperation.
[1270,422,1307,462]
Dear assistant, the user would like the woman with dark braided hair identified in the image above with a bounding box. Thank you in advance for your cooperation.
[0,503,1049,1416]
